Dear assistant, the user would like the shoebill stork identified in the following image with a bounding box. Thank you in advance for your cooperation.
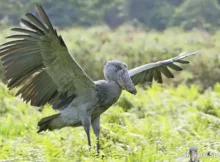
[0,4,198,153]
[189,147,199,162]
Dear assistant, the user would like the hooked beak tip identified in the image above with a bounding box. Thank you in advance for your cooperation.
[130,89,137,95]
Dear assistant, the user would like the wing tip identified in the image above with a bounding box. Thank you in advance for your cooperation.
[35,4,44,16]
[25,13,31,17]
[180,50,200,59]
[35,4,41,10]
[190,50,201,55]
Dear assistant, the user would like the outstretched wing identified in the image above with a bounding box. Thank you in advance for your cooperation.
[129,51,199,85]
[0,4,95,109]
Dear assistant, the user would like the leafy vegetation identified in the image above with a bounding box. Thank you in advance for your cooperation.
[1,26,219,90]
[1,0,220,31]
[0,82,220,161]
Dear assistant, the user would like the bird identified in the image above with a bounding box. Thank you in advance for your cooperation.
[189,147,199,162]
[0,4,199,153]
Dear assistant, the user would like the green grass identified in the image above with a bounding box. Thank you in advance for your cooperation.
[0,82,220,161]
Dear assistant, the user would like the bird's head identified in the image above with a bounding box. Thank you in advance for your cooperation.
[104,61,137,95]
[189,147,199,162]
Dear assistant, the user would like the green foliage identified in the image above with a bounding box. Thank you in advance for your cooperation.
[128,0,177,30]
[0,27,220,90]
[1,0,220,31]
[0,0,127,28]
[172,0,220,31]
[0,82,220,161]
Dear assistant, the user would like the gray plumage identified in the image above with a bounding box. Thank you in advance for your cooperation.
[189,147,199,162]
[0,4,199,153]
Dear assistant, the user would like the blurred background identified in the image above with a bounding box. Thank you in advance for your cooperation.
[0,0,220,161]
[0,0,220,90]
[1,0,220,31]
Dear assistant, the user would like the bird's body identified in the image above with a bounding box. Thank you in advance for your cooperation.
[0,4,199,153]
[45,80,122,131]
[93,80,122,117]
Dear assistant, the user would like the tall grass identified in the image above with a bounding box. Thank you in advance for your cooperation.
[0,82,219,161]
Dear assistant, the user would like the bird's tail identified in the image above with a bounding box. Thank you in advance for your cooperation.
[37,113,60,133]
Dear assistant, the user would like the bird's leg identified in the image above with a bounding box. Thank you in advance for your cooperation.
[81,116,91,147]
[92,116,100,154]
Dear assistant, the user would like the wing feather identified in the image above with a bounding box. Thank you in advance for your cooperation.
[159,66,174,78]
[153,69,162,83]
[129,51,199,85]
[11,28,41,37]
[25,13,48,31]
[167,64,183,71]
[0,4,95,109]
[21,18,44,34]
[35,4,54,30]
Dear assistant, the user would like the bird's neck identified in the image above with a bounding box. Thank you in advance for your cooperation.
[107,80,121,90]
[106,80,122,95]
